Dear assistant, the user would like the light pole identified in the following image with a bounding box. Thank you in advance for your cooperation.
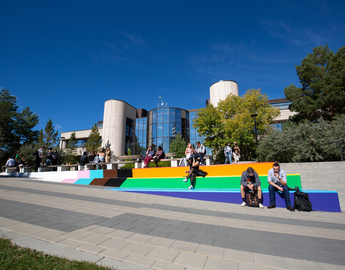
[251,114,259,162]
[330,138,345,161]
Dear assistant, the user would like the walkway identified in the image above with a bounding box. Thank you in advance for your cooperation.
[0,177,345,270]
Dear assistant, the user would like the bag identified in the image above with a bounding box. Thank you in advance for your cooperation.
[179,158,187,167]
[195,169,208,178]
[293,191,312,212]
[245,191,259,207]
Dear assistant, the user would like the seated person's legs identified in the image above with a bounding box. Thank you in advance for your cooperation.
[282,185,291,207]
[268,184,277,206]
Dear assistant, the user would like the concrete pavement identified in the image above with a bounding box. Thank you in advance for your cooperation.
[0,177,345,270]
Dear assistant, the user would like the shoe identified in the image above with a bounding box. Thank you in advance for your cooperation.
[267,204,276,209]
[286,206,295,212]
[241,202,246,207]
[188,185,194,189]
[183,178,188,182]
[259,203,264,208]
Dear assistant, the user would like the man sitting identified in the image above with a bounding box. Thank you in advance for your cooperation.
[194,141,206,165]
[267,162,294,211]
[2,156,16,172]
[240,167,264,208]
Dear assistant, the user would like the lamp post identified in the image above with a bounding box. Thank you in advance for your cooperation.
[251,114,259,162]
[330,138,345,161]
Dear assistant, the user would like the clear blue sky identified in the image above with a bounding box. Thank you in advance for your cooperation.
[1,0,344,134]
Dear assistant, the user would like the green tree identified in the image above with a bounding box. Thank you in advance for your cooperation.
[169,133,187,158]
[13,107,39,147]
[193,89,280,161]
[258,115,345,162]
[84,124,102,153]
[284,45,345,122]
[65,132,79,163]
[38,119,59,148]
[0,89,17,152]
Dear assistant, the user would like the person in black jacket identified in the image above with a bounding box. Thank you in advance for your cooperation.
[80,152,89,165]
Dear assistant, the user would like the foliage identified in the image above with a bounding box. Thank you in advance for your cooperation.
[17,143,37,167]
[193,89,280,161]
[0,237,114,270]
[65,132,79,164]
[84,124,102,153]
[0,89,39,158]
[121,161,171,169]
[284,45,345,122]
[38,119,59,148]
[169,133,187,158]
[258,115,345,162]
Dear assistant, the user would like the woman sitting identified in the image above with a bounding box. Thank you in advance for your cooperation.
[185,143,194,159]
[153,146,165,167]
[144,146,155,168]
[182,156,208,189]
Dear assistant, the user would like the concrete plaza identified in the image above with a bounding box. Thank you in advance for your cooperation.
[0,177,345,270]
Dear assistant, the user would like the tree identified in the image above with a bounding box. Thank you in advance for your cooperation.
[284,45,345,122]
[258,115,345,162]
[65,132,79,163]
[193,89,280,161]
[84,124,102,153]
[38,119,59,148]
[13,107,39,147]
[169,133,187,158]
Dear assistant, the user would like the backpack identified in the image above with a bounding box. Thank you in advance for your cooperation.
[245,191,259,207]
[293,191,313,212]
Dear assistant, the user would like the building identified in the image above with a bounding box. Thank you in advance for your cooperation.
[60,80,295,157]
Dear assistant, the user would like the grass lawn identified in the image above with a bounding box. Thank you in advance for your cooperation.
[0,237,116,269]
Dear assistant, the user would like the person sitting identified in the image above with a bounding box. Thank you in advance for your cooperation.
[18,157,29,167]
[80,152,89,165]
[185,143,194,159]
[240,167,264,208]
[153,146,165,167]
[224,142,232,164]
[98,149,105,169]
[182,156,208,189]
[194,141,206,165]
[88,151,95,163]
[105,148,111,163]
[51,150,59,166]
[143,146,155,168]
[46,148,53,166]
[2,156,16,172]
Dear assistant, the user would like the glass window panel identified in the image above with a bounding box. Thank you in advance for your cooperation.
[163,123,169,137]
[170,123,176,137]
[136,121,139,129]
[170,109,176,122]
[176,123,181,135]
[186,111,189,119]
[190,127,196,139]
[156,137,162,148]
[176,109,181,123]
[157,123,163,137]
[163,137,169,153]
[152,124,157,138]
[181,110,186,119]
[158,109,163,123]
[135,130,139,139]
[152,110,157,123]
[163,108,169,122]
[143,131,146,142]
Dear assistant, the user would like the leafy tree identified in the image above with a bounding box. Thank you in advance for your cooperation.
[193,89,280,161]
[64,132,79,163]
[258,115,345,162]
[169,133,187,158]
[84,124,102,153]
[38,119,59,148]
[18,143,37,168]
[284,45,345,122]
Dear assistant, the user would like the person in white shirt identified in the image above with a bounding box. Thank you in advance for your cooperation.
[2,156,16,172]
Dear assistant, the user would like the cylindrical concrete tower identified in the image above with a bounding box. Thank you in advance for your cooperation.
[209,80,239,106]
[102,100,137,157]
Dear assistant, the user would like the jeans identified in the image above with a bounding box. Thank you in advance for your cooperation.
[225,152,232,164]
[269,184,291,206]
[195,153,205,165]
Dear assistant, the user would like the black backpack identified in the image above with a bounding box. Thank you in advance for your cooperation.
[245,191,259,207]
[293,191,313,212]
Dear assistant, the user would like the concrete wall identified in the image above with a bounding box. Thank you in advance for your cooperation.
[210,80,239,106]
[280,161,345,211]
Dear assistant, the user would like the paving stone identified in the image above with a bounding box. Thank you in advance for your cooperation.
[126,233,154,243]
[167,231,193,242]
[105,229,134,239]
[147,228,173,238]
[204,257,238,270]
[284,257,322,270]
[146,236,175,248]
[99,248,130,261]
[121,242,154,256]
[189,235,215,245]
[223,248,254,263]
[145,246,179,262]
[79,234,111,245]
[58,239,83,248]
[77,243,105,254]
[213,238,239,250]
[253,253,288,269]
[166,224,188,233]
[239,241,266,254]
[170,240,199,252]
[195,244,224,258]
[151,260,185,270]
[173,251,207,269]
[98,238,131,250]
[239,262,273,270]
[123,253,156,268]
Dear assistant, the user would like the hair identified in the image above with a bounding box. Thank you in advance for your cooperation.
[196,141,201,144]
[157,146,162,150]
[49,148,52,150]
[83,152,87,155]
[273,162,280,168]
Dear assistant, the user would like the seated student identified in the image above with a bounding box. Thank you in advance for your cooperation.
[182,156,208,189]
[267,162,294,211]
[232,142,240,164]
[185,143,194,159]
[18,157,29,167]
[88,151,96,163]
[194,141,206,165]
[240,167,264,208]
[51,150,59,166]
[46,148,53,166]
[153,146,165,167]
[105,148,111,163]
[80,152,89,165]
[2,156,16,172]
[144,146,155,168]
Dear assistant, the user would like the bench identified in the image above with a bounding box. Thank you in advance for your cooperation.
[19,166,32,173]
[5,167,17,173]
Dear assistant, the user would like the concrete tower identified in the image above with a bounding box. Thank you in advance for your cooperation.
[209,80,239,106]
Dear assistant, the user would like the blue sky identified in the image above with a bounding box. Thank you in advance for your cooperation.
[1,0,344,134]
